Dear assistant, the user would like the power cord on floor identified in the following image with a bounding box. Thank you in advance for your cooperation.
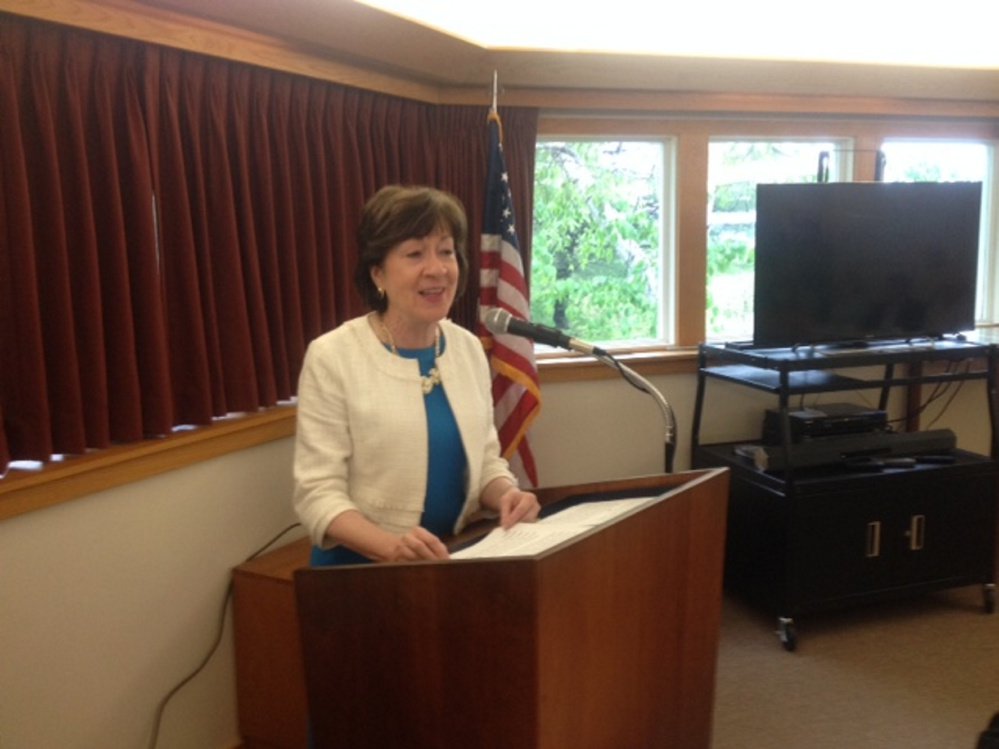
[147,522,303,749]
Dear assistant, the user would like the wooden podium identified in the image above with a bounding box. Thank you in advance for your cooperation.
[233,468,729,749]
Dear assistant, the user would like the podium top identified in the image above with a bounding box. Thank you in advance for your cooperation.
[451,495,661,559]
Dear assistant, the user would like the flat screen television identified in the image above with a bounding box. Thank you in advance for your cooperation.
[752,181,982,348]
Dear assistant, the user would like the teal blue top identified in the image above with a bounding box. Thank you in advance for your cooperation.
[311,333,468,566]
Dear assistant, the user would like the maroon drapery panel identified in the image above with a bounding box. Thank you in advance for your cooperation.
[0,13,538,473]
[0,19,170,465]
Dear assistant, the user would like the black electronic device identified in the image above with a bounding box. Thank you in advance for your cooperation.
[739,428,957,472]
[762,402,888,444]
[753,181,982,348]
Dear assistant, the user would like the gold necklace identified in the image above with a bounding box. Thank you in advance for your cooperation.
[377,316,442,396]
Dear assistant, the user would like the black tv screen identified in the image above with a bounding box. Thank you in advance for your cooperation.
[753,181,982,348]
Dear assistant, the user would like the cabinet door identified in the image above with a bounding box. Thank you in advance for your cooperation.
[793,470,998,609]
[791,487,896,609]
[890,472,997,587]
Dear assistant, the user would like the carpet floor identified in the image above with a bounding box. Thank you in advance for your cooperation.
[711,585,999,749]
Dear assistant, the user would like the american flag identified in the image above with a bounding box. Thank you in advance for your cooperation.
[478,111,541,487]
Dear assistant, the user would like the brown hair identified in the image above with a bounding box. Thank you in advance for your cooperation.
[354,185,469,312]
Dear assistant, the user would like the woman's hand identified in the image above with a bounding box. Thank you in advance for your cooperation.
[493,486,540,529]
[387,526,451,561]
[326,510,449,562]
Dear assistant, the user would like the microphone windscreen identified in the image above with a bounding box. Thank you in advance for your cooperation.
[484,307,511,335]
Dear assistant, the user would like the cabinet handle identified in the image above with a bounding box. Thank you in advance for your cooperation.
[908,514,926,551]
[866,521,881,558]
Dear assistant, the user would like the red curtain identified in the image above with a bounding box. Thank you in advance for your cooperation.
[0,14,538,472]
[0,19,169,465]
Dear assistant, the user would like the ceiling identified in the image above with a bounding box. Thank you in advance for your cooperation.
[139,0,999,102]
[357,0,999,70]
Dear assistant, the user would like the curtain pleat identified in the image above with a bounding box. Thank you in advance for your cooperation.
[155,54,214,425]
[241,71,284,381]
[0,12,538,475]
[322,87,373,325]
[26,31,88,455]
[0,25,51,462]
[111,55,175,440]
[264,76,315,386]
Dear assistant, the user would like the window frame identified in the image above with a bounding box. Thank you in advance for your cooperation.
[537,114,999,356]
[531,135,677,346]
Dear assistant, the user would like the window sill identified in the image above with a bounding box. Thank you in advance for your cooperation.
[537,346,700,383]
[0,406,297,523]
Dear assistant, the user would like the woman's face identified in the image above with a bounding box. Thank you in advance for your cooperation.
[371,228,459,330]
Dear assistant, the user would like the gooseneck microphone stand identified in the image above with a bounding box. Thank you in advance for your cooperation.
[593,350,677,473]
[483,307,676,472]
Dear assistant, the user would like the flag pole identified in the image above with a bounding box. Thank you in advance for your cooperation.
[488,71,503,140]
[479,72,541,486]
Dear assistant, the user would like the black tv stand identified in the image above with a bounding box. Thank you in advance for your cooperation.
[691,340,999,651]
[787,337,953,353]
[816,339,875,350]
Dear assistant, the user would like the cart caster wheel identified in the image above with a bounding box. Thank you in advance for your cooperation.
[984,584,996,615]
[777,617,797,652]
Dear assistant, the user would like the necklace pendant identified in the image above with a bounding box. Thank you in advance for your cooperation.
[375,315,443,396]
[421,367,441,395]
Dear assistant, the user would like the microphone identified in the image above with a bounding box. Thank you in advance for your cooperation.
[484,308,607,356]
[483,306,676,472]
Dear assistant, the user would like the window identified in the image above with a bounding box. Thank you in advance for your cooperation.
[706,139,849,343]
[880,140,997,323]
[531,139,673,347]
[532,119,998,354]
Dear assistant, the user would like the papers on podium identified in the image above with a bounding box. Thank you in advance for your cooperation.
[451,496,659,560]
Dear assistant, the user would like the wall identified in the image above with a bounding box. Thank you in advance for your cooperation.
[532,367,994,487]
[0,439,300,749]
[0,369,990,748]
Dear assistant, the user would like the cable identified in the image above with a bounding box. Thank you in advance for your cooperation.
[147,522,302,749]
[923,374,967,430]
[884,359,969,430]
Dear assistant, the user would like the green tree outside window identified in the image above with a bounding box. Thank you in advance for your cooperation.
[532,141,663,344]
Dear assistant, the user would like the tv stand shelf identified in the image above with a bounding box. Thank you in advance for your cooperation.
[696,340,999,444]
[706,365,884,394]
[709,338,992,375]
[692,340,999,651]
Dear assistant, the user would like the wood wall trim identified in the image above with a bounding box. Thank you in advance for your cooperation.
[0,0,444,102]
[503,88,999,120]
[0,407,296,523]
[675,135,709,347]
[537,348,699,384]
